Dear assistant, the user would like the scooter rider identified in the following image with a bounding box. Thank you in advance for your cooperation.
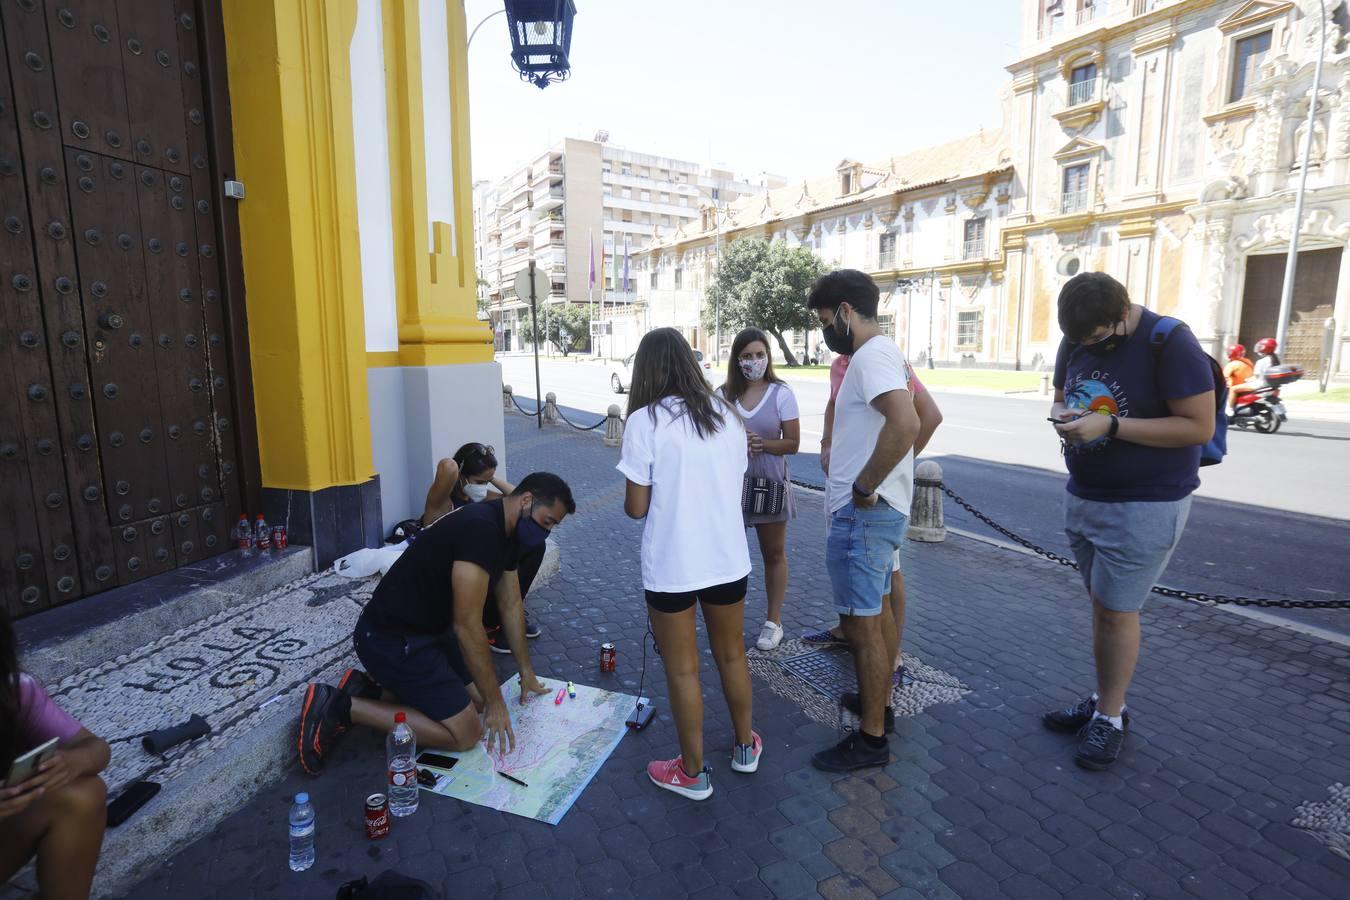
[1222,345,1255,416]
[1253,338,1281,377]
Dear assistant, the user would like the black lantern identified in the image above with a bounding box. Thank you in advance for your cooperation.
[503,0,577,89]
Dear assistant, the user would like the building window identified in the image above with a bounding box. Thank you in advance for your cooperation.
[621,164,632,176]
[621,188,632,199]
[963,218,986,259]
[878,232,896,269]
[640,191,651,202]
[674,267,683,289]
[1068,62,1097,106]
[1061,163,1090,213]
[1229,30,1272,103]
[957,311,983,350]
[840,172,854,195]
[651,270,658,289]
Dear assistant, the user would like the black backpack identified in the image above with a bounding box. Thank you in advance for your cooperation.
[337,870,439,900]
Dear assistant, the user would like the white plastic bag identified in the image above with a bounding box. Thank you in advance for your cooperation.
[332,545,406,578]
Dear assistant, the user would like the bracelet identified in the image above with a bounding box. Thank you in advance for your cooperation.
[1108,415,1119,437]
[852,480,874,498]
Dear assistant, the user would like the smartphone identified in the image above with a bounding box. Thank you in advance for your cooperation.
[4,736,59,787]
[417,751,459,771]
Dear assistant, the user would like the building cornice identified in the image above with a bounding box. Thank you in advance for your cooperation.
[1005,0,1218,74]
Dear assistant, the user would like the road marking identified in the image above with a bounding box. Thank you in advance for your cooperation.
[942,423,1014,434]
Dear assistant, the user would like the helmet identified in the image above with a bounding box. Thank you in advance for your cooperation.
[1255,337,1277,355]
[1227,344,1247,361]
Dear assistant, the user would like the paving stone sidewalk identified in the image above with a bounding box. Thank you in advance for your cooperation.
[125,413,1350,899]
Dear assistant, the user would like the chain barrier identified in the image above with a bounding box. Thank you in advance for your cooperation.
[940,484,1350,610]
[509,395,607,431]
[511,396,539,417]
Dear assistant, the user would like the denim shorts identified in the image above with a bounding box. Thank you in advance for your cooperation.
[353,613,472,722]
[826,500,907,617]
[1064,494,1192,613]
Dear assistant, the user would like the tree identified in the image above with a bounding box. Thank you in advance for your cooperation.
[701,239,827,366]
[519,303,591,355]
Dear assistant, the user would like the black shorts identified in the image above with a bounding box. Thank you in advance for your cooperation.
[645,577,749,615]
[353,613,472,722]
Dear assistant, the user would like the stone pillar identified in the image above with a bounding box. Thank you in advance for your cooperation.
[604,405,625,447]
[503,384,513,413]
[907,460,946,543]
[543,393,559,425]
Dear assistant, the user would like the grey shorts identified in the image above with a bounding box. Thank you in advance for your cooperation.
[1064,494,1192,613]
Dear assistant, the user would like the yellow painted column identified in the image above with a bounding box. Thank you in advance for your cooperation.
[381,0,493,367]
[219,0,374,491]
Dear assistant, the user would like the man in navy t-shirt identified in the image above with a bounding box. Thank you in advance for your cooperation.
[1044,272,1215,770]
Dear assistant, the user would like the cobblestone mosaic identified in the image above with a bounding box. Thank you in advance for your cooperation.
[1295,782,1350,860]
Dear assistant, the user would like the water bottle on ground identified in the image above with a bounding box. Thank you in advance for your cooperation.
[254,514,272,551]
[387,712,418,817]
[287,792,315,872]
[234,514,254,555]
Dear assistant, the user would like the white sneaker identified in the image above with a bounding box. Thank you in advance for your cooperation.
[756,621,784,650]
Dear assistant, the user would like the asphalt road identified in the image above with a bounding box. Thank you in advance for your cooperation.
[499,355,1350,638]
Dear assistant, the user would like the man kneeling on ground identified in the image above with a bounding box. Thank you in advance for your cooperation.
[298,473,576,772]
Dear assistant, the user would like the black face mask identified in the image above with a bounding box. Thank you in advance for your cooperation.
[1082,322,1126,357]
[821,309,854,356]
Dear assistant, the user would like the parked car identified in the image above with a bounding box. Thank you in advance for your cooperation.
[611,350,715,393]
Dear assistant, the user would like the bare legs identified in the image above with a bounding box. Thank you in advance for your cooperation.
[648,599,755,773]
[0,774,106,900]
[755,522,789,626]
[1091,596,1139,717]
[830,568,906,671]
[349,683,486,752]
[840,613,891,738]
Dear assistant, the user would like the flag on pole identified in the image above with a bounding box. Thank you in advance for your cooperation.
[622,235,630,295]
[588,230,595,289]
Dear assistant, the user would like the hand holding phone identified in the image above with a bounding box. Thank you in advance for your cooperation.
[3,737,58,788]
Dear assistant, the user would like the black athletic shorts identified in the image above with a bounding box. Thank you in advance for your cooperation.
[353,612,471,722]
[645,576,749,615]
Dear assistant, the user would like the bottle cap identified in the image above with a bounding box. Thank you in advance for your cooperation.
[394,712,406,724]
[295,792,309,804]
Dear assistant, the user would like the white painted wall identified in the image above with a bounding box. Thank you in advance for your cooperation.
[351,0,398,352]
[420,0,455,249]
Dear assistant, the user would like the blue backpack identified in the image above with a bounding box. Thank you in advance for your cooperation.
[1148,316,1227,466]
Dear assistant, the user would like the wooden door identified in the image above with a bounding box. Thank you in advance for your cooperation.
[1239,248,1342,374]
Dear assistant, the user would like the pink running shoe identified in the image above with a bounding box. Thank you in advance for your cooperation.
[732,731,762,773]
[647,756,712,800]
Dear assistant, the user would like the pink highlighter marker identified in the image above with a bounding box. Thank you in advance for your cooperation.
[554,687,566,705]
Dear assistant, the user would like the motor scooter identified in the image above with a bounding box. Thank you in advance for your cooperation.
[1228,364,1305,434]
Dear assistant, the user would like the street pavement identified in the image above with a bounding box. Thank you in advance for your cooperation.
[126,410,1350,898]
[502,356,1350,640]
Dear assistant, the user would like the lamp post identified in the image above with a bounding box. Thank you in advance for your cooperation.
[1275,0,1327,357]
[926,270,939,370]
[467,8,506,49]
[503,0,577,89]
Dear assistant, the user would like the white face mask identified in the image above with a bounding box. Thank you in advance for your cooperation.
[739,357,769,381]
[463,482,490,502]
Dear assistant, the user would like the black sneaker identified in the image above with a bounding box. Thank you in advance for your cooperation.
[297,683,351,775]
[524,616,542,640]
[811,730,890,772]
[1075,715,1126,770]
[840,692,895,734]
[486,628,511,655]
[337,667,381,701]
[1042,695,1131,734]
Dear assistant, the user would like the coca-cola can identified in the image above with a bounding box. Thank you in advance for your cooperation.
[365,793,390,840]
[600,642,616,673]
[272,525,287,550]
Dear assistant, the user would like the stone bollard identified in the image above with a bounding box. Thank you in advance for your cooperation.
[503,384,514,412]
[1040,372,1051,396]
[907,459,946,542]
[603,404,624,447]
[543,392,559,425]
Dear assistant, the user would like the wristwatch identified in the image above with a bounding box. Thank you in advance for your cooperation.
[1108,415,1120,437]
[852,480,874,498]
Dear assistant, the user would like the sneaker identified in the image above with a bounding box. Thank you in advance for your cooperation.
[524,616,542,640]
[1042,695,1131,734]
[1075,714,1126,770]
[336,667,381,701]
[811,731,890,773]
[801,628,846,647]
[297,683,351,775]
[841,692,895,734]
[892,665,908,687]
[647,757,713,800]
[731,731,763,773]
[486,627,511,655]
[756,621,784,651]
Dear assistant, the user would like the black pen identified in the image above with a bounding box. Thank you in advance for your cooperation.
[498,770,528,787]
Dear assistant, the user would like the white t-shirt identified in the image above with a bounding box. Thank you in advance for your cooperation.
[826,336,914,515]
[732,382,801,423]
[1254,356,1275,376]
[617,397,752,593]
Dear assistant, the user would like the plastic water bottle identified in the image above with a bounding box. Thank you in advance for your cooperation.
[386,712,418,817]
[255,514,272,551]
[287,792,315,872]
[234,514,254,555]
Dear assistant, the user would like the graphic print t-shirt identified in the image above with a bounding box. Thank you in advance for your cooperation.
[1053,308,1215,503]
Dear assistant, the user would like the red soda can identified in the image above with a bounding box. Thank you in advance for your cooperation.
[600,642,616,673]
[272,525,287,550]
[365,793,390,840]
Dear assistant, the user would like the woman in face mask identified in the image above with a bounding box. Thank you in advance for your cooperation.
[720,328,800,651]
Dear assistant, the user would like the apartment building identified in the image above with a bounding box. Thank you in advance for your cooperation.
[473,137,771,352]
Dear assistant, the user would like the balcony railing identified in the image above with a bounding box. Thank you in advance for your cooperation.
[1061,190,1090,214]
[877,250,896,270]
[1077,3,1100,25]
[1068,78,1099,107]
[962,239,985,260]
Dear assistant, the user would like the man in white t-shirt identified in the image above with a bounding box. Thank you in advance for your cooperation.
[807,269,920,772]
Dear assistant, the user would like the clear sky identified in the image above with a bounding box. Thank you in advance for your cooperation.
[466,0,1025,187]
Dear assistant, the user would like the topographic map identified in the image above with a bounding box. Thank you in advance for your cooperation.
[419,677,635,824]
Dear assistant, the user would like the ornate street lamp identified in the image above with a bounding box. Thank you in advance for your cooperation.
[503,0,577,89]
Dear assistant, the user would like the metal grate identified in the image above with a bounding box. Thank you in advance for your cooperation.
[778,648,858,701]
